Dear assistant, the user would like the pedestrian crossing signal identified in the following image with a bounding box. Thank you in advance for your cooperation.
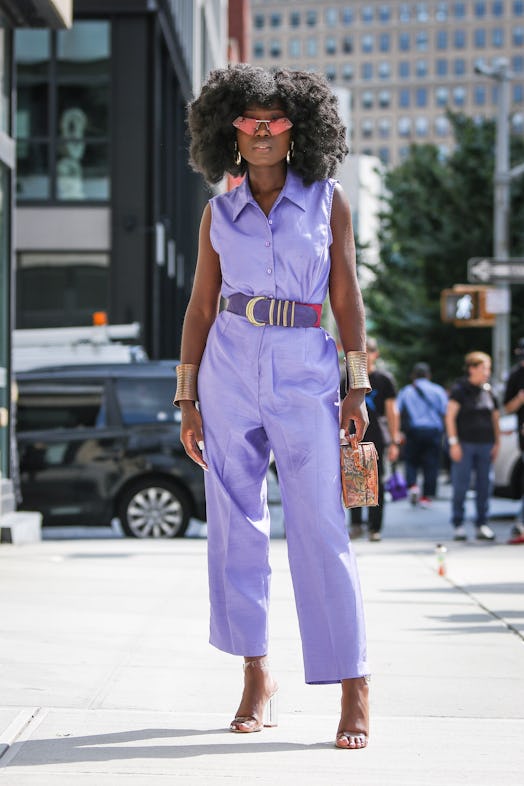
[440,286,495,327]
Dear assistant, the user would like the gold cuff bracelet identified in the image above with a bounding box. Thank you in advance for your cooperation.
[345,351,371,392]
[173,363,199,406]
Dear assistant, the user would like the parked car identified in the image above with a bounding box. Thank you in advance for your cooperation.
[493,413,522,499]
[15,362,206,537]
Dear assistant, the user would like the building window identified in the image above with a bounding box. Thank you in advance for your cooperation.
[515,1,524,15]
[362,90,374,108]
[378,61,391,79]
[513,112,524,132]
[253,41,264,58]
[475,85,486,104]
[342,63,354,80]
[306,37,317,57]
[269,39,281,57]
[362,5,374,23]
[436,2,449,20]
[514,26,524,44]
[325,36,336,55]
[454,3,466,17]
[342,36,353,53]
[398,116,412,136]
[416,59,428,77]
[436,58,448,75]
[513,55,524,71]
[362,34,374,52]
[514,83,524,102]
[325,66,336,82]
[416,31,429,50]
[270,13,282,28]
[378,118,391,137]
[306,10,317,26]
[325,8,338,26]
[324,8,338,27]
[379,33,390,51]
[399,4,411,21]
[362,62,373,80]
[453,86,466,105]
[492,1,504,16]
[399,32,410,51]
[379,89,391,107]
[362,119,374,138]
[435,115,450,135]
[474,28,486,46]
[379,5,391,22]
[16,21,111,203]
[454,58,466,75]
[341,7,354,24]
[492,28,504,46]
[288,38,301,58]
[254,14,264,29]
[454,29,466,47]
[399,61,410,78]
[417,3,430,21]
[290,11,300,27]
[474,1,486,15]
[416,87,428,106]
[436,30,448,48]
[378,147,390,165]
[435,86,449,105]
[399,88,410,107]
[415,116,429,136]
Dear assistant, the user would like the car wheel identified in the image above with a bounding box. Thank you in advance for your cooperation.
[118,479,191,538]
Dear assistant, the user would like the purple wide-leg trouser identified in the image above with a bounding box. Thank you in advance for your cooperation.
[198,312,368,684]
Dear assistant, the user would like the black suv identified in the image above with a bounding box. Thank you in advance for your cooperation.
[15,363,206,537]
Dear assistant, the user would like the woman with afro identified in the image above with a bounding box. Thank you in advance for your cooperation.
[174,64,370,749]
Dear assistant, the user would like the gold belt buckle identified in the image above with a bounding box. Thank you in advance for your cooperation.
[245,296,268,326]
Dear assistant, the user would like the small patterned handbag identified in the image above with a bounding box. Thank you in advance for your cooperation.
[340,435,379,509]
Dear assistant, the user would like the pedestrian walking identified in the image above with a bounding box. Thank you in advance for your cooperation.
[503,337,524,544]
[175,64,370,749]
[445,351,500,541]
[397,362,448,507]
[349,337,401,541]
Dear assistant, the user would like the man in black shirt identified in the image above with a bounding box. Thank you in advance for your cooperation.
[503,338,524,543]
[349,337,401,541]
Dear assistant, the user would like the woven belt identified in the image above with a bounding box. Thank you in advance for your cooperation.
[226,293,322,328]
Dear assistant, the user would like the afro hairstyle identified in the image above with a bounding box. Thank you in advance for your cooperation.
[187,64,349,186]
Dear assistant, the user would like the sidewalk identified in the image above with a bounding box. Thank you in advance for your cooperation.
[0,483,523,785]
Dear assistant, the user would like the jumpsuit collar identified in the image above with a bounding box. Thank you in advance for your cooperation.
[230,168,307,221]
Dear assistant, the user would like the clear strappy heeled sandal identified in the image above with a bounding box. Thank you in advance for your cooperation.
[335,675,370,749]
[230,658,279,733]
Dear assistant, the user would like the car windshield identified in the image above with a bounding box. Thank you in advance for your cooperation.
[115,378,178,425]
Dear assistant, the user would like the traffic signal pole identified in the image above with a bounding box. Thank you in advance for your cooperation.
[492,59,511,391]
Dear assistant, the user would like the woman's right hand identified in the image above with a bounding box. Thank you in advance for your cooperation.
[449,443,462,462]
[179,402,208,471]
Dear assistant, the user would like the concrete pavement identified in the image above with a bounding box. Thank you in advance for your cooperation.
[0,481,523,784]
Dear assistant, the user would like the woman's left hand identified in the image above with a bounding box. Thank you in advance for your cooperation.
[340,389,369,442]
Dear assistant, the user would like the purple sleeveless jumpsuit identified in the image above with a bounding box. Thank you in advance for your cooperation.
[198,168,368,684]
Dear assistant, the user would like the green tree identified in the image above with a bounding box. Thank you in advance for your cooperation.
[362,113,524,388]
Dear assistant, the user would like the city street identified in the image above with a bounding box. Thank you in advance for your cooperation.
[0,480,523,785]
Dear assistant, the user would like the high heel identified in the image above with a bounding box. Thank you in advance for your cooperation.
[335,675,370,749]
[230,658,279,733]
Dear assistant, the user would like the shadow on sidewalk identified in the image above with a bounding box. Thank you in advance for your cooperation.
[5,727,332,767]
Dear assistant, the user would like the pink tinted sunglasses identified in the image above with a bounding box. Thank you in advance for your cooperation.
[232,116,293,136]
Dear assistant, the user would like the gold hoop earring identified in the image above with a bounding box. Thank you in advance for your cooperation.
[234,142,241,166]
[286,140,295,164]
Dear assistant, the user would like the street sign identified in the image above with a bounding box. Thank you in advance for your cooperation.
[467,257,524,283]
